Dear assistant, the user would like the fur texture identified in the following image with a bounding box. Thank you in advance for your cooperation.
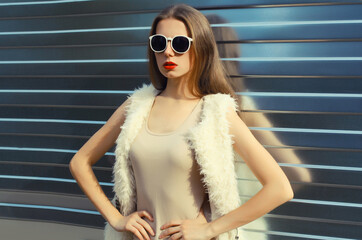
[104,83,248,240]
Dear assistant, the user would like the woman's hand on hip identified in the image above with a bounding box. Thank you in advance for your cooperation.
[159,217,212,240]
[112,210,156,240]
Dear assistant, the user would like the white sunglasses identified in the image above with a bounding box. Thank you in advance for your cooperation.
[149,34,193,54]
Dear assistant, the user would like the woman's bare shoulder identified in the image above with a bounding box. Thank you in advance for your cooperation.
[69,97,132,166]
[109,97,132,128]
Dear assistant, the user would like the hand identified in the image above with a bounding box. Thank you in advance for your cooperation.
[111,210,156,240]
[158,208,212,240]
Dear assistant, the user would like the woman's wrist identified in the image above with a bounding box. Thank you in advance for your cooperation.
[205,222,217,240]
[108,209,124,228]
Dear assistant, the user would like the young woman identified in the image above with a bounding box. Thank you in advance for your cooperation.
[69,4,294,240]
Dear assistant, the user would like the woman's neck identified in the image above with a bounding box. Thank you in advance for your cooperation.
[160,78,198,101]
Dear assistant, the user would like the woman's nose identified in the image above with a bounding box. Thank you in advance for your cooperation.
[164,41,174,56]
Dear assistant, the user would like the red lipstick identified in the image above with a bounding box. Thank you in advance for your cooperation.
[163,61,177,70]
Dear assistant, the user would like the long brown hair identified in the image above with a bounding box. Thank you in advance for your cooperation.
[147,4,241,112]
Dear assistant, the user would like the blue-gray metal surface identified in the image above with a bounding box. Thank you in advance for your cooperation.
[0,0,361,239]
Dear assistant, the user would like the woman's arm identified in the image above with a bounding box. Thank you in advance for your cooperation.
[242,99,312,193]
[206,105,294,239]
[69,97,131,227]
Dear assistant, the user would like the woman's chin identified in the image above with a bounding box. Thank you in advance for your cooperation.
[162,71,189,80]
[162,72,179,79]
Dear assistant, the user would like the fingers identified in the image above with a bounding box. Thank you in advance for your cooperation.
[160,225,181,239]
[139,210,154,222]
[133,222,152,240]
[171,232,183,240]
[134,210,155,240]
[137,217,155,237]
[129,224,148,240]
[161,229,181,240]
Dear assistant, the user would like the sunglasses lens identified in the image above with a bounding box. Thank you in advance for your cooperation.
[150,35,166,52]
[172,36,190,53]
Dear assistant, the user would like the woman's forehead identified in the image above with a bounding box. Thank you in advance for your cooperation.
[156,18,189,37]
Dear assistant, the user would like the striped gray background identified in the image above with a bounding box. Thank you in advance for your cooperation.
[0,0,361,239]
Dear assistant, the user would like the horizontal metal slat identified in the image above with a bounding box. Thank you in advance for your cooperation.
[0,60,360,76]
[1,109,361,129]
[0,92,127,106]
[0,76,361,94]
[0,106,116,120]
[0,190,97,211]
[0,135,92,151]
[0,0,360,18]
[1,92,361,112]
[272,201,362,223]
[0,205,104,228]
[1,42,362,60]
[236,165,362,186]
[257,217,362,239]
[0,164,112,182]
[242,76,362,94]
[0,218,103,239]
[0,178,113,197]
[0,62,149,75]
[2,25,362,48]
[0,149,114,168]
[1,144,361,171]
[238,179,362,203]
[1,0,361,18]
[0,126,360,151]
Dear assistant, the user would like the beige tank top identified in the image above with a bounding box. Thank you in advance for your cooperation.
[129,97,206,240]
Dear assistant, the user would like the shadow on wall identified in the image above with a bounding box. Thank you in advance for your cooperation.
[205,13,313,240]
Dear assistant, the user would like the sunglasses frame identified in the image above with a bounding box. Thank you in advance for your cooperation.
[149,34,193,54]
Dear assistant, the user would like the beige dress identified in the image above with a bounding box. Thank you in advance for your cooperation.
[129,98,206,240]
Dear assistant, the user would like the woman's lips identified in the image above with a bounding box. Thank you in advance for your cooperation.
[164,65,177,70]
[163,61,177,70]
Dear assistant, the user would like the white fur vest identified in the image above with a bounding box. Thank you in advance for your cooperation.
[104,83,248,240]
